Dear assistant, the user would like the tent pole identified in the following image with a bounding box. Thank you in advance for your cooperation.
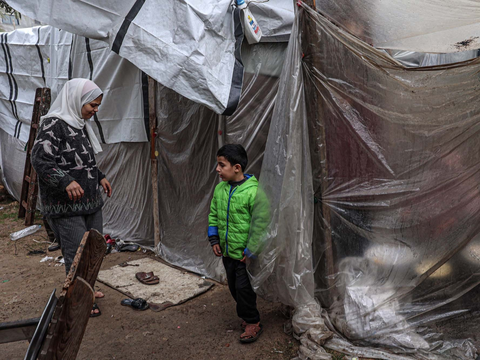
[148,76,161,247]
[300,0,336,291]
[217,114,225,148]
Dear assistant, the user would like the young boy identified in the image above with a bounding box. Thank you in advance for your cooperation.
[208,144,263,343]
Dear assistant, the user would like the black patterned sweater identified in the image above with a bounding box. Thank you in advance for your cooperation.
[32,117,106,218]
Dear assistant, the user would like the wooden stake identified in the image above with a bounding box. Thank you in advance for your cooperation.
[148,76,161,247]
[18,88,51,225]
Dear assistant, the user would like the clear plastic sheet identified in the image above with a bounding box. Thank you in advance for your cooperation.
[315,0,480,53]
[226,42,287,177]
[386,49,479,68]
[250,3,480,359]
[153,42,285,281]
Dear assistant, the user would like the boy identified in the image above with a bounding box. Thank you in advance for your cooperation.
[208,144,263,343]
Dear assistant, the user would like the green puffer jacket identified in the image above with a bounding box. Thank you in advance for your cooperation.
[208,175,258,259]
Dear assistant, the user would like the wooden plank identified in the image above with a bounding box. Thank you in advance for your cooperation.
[0,318,39,344]
[22,200,28,210]
[148,76,161,247]
[69,230,107,288]
[25,170,39,225]
[39,278,94,360]
[25,175,31,183]
[39,230,106,359]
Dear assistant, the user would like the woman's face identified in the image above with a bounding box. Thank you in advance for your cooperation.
[81,95,103,120]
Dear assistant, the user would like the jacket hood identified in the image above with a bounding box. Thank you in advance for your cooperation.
[231,174,257,192]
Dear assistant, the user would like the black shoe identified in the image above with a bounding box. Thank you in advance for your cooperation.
[48,240,61,252]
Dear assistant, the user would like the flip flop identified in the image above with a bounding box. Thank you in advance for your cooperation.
[121,298,149,311]
[240,323,263,343]
[135,272,160,285]
[119,244,140,252]
[90,303,101,317]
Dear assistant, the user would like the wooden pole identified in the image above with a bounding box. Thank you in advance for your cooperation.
[299,0,336,291]
[148,76,161,247]
[19,88,51,225]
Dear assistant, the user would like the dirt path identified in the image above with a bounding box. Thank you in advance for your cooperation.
[0,198,300,360]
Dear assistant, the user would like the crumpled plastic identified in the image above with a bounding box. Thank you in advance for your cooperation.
[249,2,480,359]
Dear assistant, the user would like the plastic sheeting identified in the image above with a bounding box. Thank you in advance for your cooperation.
[8,0,293,115]
[0,26,147,144]
[0,128,27,200]
[315,0,480,53]
[96,142,154,245]
[0,26,70,142]
[250,3,480,359]
[153,42,285,281]
[386,49,479,68]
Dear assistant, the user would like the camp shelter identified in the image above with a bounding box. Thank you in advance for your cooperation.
[3,0,480,359]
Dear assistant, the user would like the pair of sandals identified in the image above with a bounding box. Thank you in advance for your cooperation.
[240,321,263,343]
[135,271,159,285]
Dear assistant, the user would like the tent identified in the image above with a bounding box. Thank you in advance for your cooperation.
[2,1,480,359]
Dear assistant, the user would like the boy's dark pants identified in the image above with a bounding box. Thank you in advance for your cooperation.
[223,256,260,324]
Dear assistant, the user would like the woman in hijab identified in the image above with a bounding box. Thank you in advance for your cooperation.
[32,78,112,317]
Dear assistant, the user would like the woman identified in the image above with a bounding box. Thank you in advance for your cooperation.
[32,78,112,317]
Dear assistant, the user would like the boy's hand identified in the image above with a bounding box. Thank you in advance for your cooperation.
[212,244,222,257]
[240,251,246,263]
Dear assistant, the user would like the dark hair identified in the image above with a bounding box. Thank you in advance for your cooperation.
[217,144,248,172]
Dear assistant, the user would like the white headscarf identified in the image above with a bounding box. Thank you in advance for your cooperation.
[41,78,103,154]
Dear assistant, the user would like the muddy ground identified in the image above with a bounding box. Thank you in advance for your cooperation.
[0,193,313,360]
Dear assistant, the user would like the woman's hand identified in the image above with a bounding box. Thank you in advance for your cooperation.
[66,181,84,201]
[100,178,112,197]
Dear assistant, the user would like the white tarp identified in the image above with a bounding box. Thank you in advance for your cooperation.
[0,26,147,144]
[7,0,294,115]
[0,26,70,142]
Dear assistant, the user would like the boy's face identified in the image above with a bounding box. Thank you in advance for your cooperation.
[216,156,241,182]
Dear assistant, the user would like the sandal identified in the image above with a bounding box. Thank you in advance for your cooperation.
[119,244,140,252]
[240,322,263,343]
[241,320,247,329]
[135,271,159,285]
[90,303,101,317]
[121,298,149,311]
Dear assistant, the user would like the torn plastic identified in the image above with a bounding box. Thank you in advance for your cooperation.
[250,2,480,359]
